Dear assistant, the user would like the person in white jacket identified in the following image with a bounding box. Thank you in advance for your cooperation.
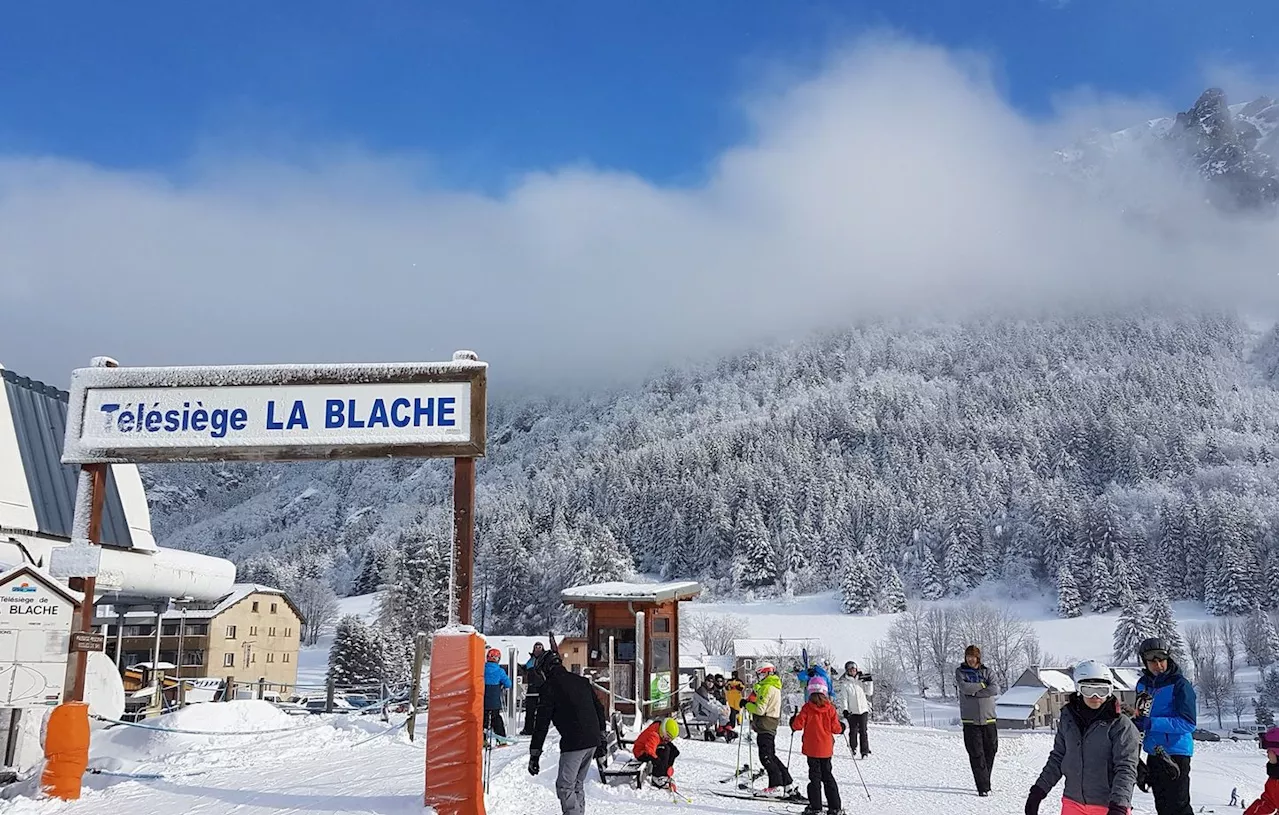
[835,661,874,758]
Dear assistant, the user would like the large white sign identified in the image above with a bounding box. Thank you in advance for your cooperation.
[63,357,487,463]
[0,567,77,708]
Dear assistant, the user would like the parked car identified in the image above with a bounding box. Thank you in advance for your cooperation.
[1230,724,1269,741]
[1192,728,1221,742]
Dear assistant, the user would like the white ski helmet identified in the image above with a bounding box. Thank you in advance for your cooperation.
[757,662,776,676]
[1073,659,1113,694]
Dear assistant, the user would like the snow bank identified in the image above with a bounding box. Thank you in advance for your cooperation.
[94,700,300,760]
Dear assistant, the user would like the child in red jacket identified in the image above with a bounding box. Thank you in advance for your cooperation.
[633,717,681,788]
[1246,726,1278,815]
[790,676,846,815]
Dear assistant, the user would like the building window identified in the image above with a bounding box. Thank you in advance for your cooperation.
[226,625,237,639]
[162,624,180,636]
[252,601,259,613]
[223,653,235,667]
[186,624,209,636]
[267,653,275,663]
[182,651,204,666]
[251,652,257,663]
[282,653,290,663]
[270,603,278,614]
[269,627,277,637]
[284,628,292,638]
[653,617,671,634]
[249,626,258,637]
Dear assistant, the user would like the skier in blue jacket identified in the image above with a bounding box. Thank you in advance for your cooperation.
[1130,637,1196,815]
[793,661,834,697]
[484,647,513,739]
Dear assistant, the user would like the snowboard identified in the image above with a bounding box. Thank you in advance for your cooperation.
[710,788,808,805]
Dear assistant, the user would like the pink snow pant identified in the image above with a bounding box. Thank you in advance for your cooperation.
[1061,800,1129,815]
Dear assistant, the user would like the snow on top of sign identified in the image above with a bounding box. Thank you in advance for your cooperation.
[67,358,486,390]
[560,580,702,603]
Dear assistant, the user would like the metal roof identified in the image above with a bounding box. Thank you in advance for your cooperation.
[2,368,133,547]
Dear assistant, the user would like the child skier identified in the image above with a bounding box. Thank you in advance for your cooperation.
[1245,726,1279,815]
[743,663,797,797]
[483,648,512,740]
[790,675,845,815]
[633,717,681,788]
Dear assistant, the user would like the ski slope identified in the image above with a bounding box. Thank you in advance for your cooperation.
[0,700,1265,815]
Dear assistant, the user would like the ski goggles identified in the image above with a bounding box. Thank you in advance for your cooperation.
[1077,681,1113,699]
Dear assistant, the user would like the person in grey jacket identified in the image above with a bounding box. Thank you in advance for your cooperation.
[1025,659,1141,815]
[956,644,1000,796]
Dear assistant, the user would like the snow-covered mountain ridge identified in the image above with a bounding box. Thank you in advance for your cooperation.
[1058,88,1278,209]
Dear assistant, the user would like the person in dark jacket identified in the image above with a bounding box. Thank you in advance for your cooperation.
[529,648,608,815]
[956,644,1000,796]
[483,648,512,739]
[1025,659,1141,815]
[519,642,548,735]
[1130,638,1197,815]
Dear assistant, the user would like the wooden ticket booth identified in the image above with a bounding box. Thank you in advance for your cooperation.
[559,581,701,721]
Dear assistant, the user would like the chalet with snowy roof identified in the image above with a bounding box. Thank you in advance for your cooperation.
[92,584,304,690]
[560,580,701,716]
[995,665,1140,729]
[729,637,822,678]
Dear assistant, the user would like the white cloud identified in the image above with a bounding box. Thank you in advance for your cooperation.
[0,37,1274,389]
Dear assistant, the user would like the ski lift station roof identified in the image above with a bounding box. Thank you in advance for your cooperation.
[560,580,701,605]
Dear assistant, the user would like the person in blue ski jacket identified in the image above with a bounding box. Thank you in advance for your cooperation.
[793,662,834,697]
[484,647,513,739]
[1129,637,1196,815]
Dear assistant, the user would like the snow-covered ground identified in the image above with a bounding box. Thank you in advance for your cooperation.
[0,700,1265,815]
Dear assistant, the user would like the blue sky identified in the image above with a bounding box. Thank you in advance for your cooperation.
[0,1,1274,187]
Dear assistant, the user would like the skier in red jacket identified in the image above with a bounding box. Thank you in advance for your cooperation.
[790,676,846,815]
[632,717,680,788]
[1245,726,1279,815]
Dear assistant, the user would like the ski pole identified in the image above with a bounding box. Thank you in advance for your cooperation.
[786,727,795,771]
[847,725,871,800]
[734,708,744,784]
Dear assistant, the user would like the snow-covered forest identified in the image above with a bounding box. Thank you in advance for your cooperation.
[145,311,1279,636]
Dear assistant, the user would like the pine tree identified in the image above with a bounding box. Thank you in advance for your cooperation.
[1255,698,1276,727]
[1057,564,1083,619]
[1089,552,1121,613]
[1257,668,1280,711]
[1248,611,1280,666]
[737,500,778,589]
[329,615,384,688]
[879,565,908,613]
[1112,586,1146,665]
[840,552,876,615]
[1144,592,1185,659]
[919,546,945,601]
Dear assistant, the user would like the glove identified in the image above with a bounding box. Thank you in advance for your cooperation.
[1134,692,1153,718]
[528,749,541,776]
[1024,785,1046,815]
[1106,804,1127,815]
[1135,758,1149,792]
[1151,747,1180,781]
[789,715,799,729]
[843,710,853,719]
[747,692,758,704]
[807,667,816,677]
[595,735,607,759]
[839,721,847,734]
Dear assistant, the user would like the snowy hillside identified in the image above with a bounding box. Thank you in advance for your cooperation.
[144,311,1278,638]
[0,699,1265,815]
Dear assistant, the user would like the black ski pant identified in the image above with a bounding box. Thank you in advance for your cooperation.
[756,731,792,789]
[484,707,506,738]
[1148,753,1192,815]
[520,691,539,734]
[843,711,870,756]
[962,723,997,794]
[806,757,841,812]
[646,742,679,780]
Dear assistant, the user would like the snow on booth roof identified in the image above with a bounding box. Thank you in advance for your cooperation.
[560,580,701,604]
